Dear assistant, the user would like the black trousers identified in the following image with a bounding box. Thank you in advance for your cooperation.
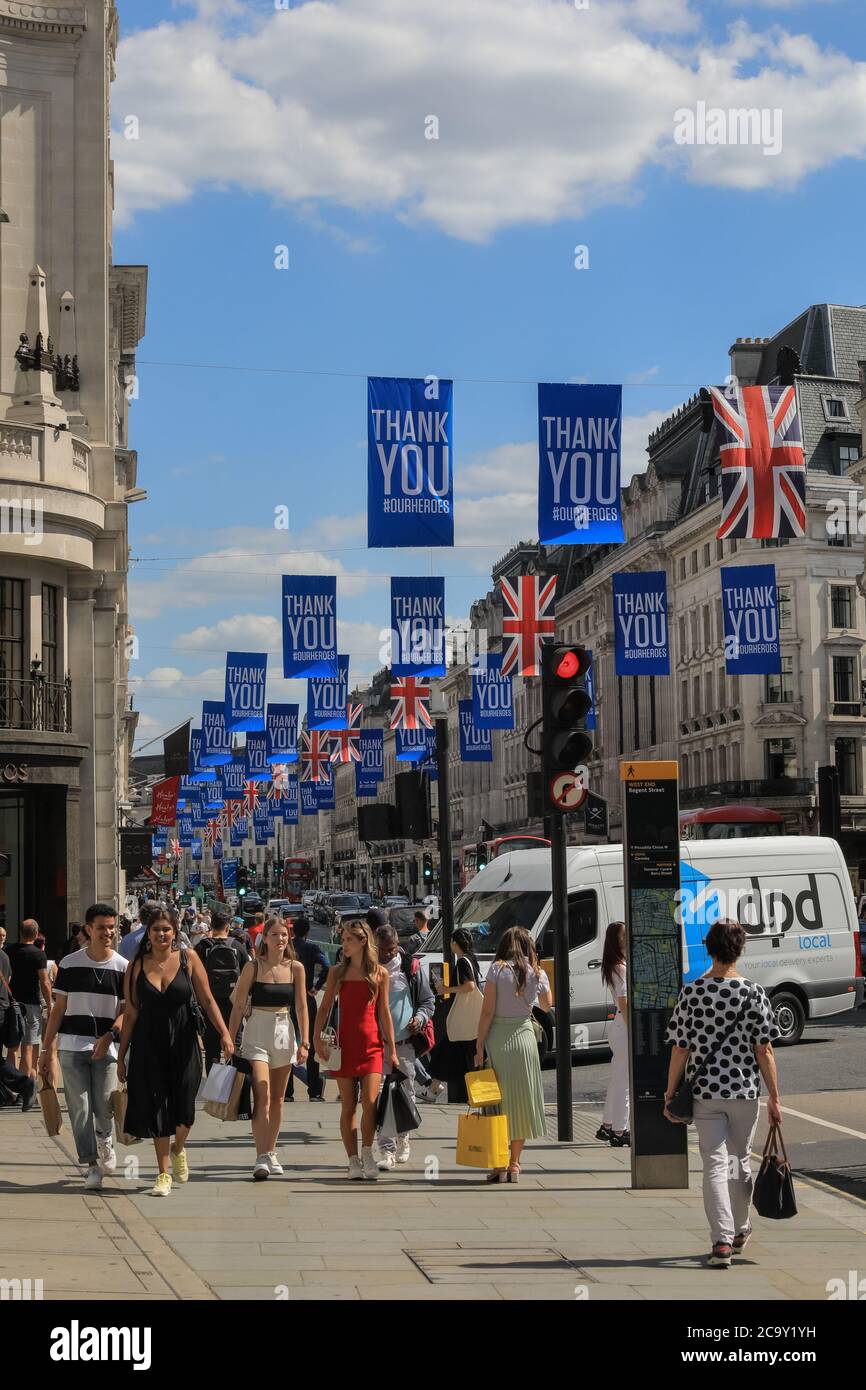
[285,993,323,1100]
[203,997,233,1074]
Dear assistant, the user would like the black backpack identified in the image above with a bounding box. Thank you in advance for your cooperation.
[202,939,242,1000]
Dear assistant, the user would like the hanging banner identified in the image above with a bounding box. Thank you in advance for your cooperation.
[282,575,338,678]
[164,722,191,778]
[307,656,350,731]
[301,729,332,783]
[204,779,224,812]
[721,564,781,675]
[276,785,299,825]
[358,730,384,783]
[178,816,195,848]
[367,376,454,548]
[221,860,238,890]
[459,700,493,762]
[355,764,380,798]
[391,577,446,677]
[201,701,233,767]
[230,815,248,847]
[188,729,216,784]
[266,704,299,764]
[245,731,271,781]
[471,652,514,729]
[191,841,202,861]
[500,574,557,677]
[709,383,805,540]
[315,769,336,811]
[585,648,596,731]
[222,758,247,801]
[300,782,320,816]
[538,383,624,545]
[612,571,670,676]
[224,652,267,733]
[396,727,432,762]
[188,871,202,887]
[150,777,180,826]
[212,838,223,860]
[390,675,432,731]
[330,703,363,764]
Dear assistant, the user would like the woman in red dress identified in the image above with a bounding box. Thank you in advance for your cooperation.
[315,919,398,1181]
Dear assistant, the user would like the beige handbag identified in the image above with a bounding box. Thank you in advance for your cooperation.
[38,1079,62,1137]
[111,1083,142,1146]
[446,981,484,1042]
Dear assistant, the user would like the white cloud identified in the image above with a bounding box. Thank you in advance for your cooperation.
[112,0,866,241]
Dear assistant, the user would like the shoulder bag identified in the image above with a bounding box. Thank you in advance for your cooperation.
[180,949,206,1039]
[318,987,342,1072]
[666,984,755,1124]
[753,1123,797,1219]
[446,960,484,1042]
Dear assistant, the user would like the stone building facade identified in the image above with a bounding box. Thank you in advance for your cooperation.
[0,1,146,950]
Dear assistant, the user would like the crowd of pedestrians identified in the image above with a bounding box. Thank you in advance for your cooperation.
[1,894,784,1264]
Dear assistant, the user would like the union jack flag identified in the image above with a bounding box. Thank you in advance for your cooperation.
[203,821,220,848]
[500,574,557,677]
[390,676,432,731]
[301,729,332,782]
[243,781,262,816]
[330,703,363,763]
[710,384,805,540]
[170,838,181,859]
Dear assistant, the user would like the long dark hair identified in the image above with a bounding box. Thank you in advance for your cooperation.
[452,928,480,982]
[131,910,179,1006]
[495,927,538,995]
[601,921,626,991]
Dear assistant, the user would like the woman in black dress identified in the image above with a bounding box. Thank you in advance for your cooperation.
[117,909,233,1195]
[421,928,482,1105]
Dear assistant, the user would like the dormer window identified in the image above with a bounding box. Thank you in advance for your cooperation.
[822,396,849,423]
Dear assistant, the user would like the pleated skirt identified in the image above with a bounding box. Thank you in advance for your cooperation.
[485,1017,547,1142]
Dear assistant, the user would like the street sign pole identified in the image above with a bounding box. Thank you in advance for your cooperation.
[435,716,454,967]
[549,812,573,1142]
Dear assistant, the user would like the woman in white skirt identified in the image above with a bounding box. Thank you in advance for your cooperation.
[598,922,629,1147]
[475,927,551,1184]
[229,918,309,1180]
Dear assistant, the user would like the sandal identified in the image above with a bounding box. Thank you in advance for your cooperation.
[485,1169,507,1184]
[507,1164,521,1184]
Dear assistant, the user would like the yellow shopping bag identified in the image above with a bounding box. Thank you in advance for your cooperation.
[464,1068,502,1107]
[456,1112,510,1170]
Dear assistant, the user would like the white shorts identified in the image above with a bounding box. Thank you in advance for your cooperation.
[240,1009,296,1068]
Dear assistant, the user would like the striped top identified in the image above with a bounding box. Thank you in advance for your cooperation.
[52,948,128,1056]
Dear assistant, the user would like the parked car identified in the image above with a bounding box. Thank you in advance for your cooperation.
[266,898,291,916]
[384,895,410,908]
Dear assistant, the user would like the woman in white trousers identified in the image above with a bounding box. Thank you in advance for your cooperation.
[598,922,629,1147]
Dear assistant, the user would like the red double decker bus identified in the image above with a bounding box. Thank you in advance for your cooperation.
[458,834,550,890]
[282,857,314,902]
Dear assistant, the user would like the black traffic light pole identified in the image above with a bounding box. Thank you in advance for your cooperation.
[435,716,454,965]
[550,812,573,1142]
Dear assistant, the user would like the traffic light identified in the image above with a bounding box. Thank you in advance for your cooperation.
[423,852,433,881]
[475,842,489,872]
[237,864,248,897]
[541,644,593,807]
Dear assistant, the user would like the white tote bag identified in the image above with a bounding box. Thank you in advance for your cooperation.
[200,1061,237,1106]
[446,977,484,1042]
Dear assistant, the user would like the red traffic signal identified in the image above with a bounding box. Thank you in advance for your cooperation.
[541,645,594,808]
[555,649,582,680]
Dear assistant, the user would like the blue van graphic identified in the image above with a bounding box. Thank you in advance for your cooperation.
[678,862,717,982]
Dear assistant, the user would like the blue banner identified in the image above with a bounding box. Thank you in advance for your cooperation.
[300,783,319,816]
[459,700,493,762]
[191,841,202,861]
[277,786,299,825]
[230,816,248,847]
[245,732,271,781]
[722,565,781,675]
[471,652,514,729]
[307,655,349,731]
[612,571,670,675]
[224,651,267,733]
[266,704,299,764]
[396,727,433,762]
[282,575,338,678]
[585,649,596,731]
[355,765,380,798]
[367,376,454,548]
[212,838,223,860]
[204,779,224,812]
[200,702,233,767]
[178,816,194,847]
[222,758,246,801]
[254,808,276,844]
[537,383,624,545]
[391,577,446,677]
[188,729,216,782]
[358,730,384,782]
[315,767,335,810]
[221,860,238,890]
[188,871,201,887]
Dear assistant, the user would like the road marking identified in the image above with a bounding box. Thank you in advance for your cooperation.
[781,1105,866,1142]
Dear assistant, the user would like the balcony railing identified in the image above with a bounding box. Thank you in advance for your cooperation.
[680,777,812,806]
[0,676,72,733]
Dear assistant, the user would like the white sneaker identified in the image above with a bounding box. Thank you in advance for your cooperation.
[96,1135,117,1174]
[361,1146,379,1181]
[396,1136,411,1164]
[377,1151,396,1171]
[420,1087,445,1105]
[84,1165,103,1191]
[267,1152,284,1175]
[347,1155,364,1181]
[253,1155,271,1181]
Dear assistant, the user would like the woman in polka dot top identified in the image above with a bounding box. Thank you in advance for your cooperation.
[663,919,782,1269]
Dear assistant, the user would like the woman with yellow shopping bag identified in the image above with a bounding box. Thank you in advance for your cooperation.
[474,927,551,1184]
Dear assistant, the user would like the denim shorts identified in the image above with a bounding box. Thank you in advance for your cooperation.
[22,1003,42,1045]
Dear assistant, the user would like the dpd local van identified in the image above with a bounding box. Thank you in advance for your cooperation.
[419,836,863,1051]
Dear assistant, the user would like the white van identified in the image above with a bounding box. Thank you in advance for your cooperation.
[420,836,863,1052]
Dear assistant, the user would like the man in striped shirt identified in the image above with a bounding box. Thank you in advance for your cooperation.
[40,903,127,1190]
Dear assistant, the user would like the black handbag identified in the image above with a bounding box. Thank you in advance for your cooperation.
[753,1123,797,1220]
[181,950,207,1039]
[390,1070,422,1133]
[667,985,754,1123]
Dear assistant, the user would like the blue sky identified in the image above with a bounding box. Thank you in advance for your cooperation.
[113,0,866,749]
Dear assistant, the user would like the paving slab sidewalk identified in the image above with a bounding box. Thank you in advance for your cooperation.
[2,1092,864,1301]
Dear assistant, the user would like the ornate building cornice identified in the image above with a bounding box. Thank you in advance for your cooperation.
[0,2,86,38]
